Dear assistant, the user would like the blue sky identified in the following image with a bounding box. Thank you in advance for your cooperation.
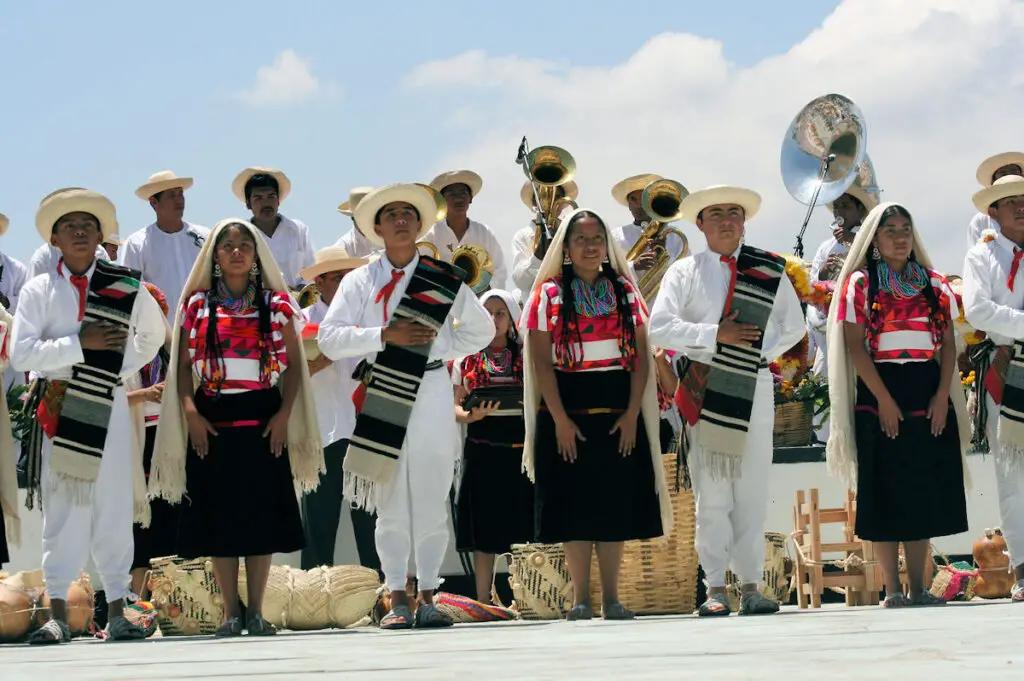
[0,0,842,264]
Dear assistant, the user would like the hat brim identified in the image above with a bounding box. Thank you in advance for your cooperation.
[232,168,292,204]
[0,213,8,236]
[299,257,368,281]
[520,180,579,208]
[135,177,194,201]
[611,174,662,206]
[35,190,118,243]
[678,186,762,224]
[430,170,483,198]
[827,185,880,215]
[977,152,1024,186]
[353,184,438,248]
[973,177,1024,212]
[337,200,353,216]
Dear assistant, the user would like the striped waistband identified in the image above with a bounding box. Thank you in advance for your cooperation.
[210,419,264,428]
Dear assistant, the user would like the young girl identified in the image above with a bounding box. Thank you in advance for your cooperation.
[453,289,533,604]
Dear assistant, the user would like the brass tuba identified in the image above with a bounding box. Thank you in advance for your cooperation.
[521,145,579,250]
[626,178,690,301]
[451,244,495,294]
[296,282,320,308]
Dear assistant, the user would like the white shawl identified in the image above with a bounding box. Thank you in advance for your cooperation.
[0,306,19,546]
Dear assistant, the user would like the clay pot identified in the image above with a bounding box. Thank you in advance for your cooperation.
[35,576,96,634]
[0,583,34,641]
[973,528,1014,599]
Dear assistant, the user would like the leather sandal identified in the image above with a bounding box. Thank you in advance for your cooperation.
[1011,580,1024,602]
[246,613,278,636]
[602,602,635,620]
[380,604,414,630]
[566,603,593,621]
[740,591,780,615]
[28,619,71,645]
[413,603,453,628]
[214,617,244,638]
[882,593,911,608]
[105,615,148,641]
[697,593,731,617]
[910,590,947,607]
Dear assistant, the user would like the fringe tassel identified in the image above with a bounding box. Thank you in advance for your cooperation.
[134,498,152,528]
[342,471,383,514]
[825,427,859,490]
[147,449,186,504]
[996,441,1024,476]
[4,514,19,548]
[693,448,743,481]
[46,473,95,506]
[289,438,326,494]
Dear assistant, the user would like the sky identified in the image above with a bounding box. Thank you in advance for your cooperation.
[1,0,1021,280]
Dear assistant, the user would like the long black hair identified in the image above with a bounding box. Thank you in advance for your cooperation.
[556,211,637,368]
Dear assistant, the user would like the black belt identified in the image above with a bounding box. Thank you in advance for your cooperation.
[424,360,444,372]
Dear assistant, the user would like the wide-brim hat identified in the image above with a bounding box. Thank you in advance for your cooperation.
[520,180,579,208]
[611,173,662,206]
[353,183,438,248]
[678,184,761,224]
[337,186,374,216]
[135,170,194,200]
[429,170,483,197]
[35,187,118,243]
[298,245,368,280]
[973,174,1024,212]
[232,166,292,204]
[827,184,880,215]
[103,233,121,245]
[0,212,8,236]
[976,152,1024,186]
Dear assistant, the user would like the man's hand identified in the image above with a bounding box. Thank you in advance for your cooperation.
[382,319,436,346]
[716,310,761,345]
[79,321,128,350]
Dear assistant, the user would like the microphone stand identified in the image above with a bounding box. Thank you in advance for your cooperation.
[793,153,836,259]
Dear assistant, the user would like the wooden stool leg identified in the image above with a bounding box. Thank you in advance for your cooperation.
[809,489,823,608]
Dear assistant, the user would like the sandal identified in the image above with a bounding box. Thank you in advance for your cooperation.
[882,593,911,608]
[214,617,244,638]
[602,602,635,621]
[910,590,947,607]
[28,619,71,645]
[1011,580,1024,602]
[740,591,780,616]
[380,604,414,630]
[105,615,147,641]
[566,603,593,621]
[246,614,278,636]
[413,603,453,629]
[697,593,731,617]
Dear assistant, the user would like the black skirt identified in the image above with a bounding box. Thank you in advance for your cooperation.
[534,370,663,543]
[854,361,968,542]
[132,425,182,569]
[455,415,534,554]
[0,507,8,566]
[177,389,305,558]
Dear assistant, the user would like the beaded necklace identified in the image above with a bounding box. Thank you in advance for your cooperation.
[876,260,928,300]
[481,347,513,376]
[570,276,616,317]
[214,279,258,313]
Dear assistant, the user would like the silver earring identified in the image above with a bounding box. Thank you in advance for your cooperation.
[213,263,222,277]
[871,246,880,260]
[563,253,572,265]
[251,261,260,276]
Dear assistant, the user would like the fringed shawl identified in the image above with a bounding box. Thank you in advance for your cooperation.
[0,306,20,546]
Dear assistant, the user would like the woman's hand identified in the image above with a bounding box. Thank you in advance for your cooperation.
[878,394,903,439]
[554,414,586,462]
[467,400,499,423]
[263,408,290,457]
[144,382,165,403]
[184,406,218,458]
[927,391,949,437]
[610,408,640,455]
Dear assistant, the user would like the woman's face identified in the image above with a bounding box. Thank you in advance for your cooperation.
[564,216,608,274]
[484,296,512,341]
[214,224,257,277]
[873,213,914,264]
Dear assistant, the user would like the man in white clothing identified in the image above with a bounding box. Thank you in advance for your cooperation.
[334,186,378,259]
[120,170,210,315]
[968,153,1024,248]
[649,185,804,617]
[510,180,578,297]
[232,166,315,288]
[30,242,107,278]
[297,246,378,571]
[962,173,1024,601]
[318,183,494,629]
[0,213,29,313]
[12,188,165,643]
[610,173,687,273]
[419,169,508,290]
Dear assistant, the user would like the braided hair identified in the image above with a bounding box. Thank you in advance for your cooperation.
[555,211,637,369]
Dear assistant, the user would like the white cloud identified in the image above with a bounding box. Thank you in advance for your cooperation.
[405,0,1024,278]
[238,49,325,107]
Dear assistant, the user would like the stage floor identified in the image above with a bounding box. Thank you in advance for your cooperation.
[3,600,1022,680]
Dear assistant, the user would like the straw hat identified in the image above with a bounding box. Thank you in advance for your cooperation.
[976,152,1024,186]
[520,180,579,208]
[429,170,483,197]
[611,173,662,206]
[353,183,438,248]
[0,213,8,236]
[103,233,121,246]
[827,184,880,215]
[678,185,762,224]
[35,187,118,243]
[232,166,292,204]
[337,186,374,216]
[135,170,194,200]
[972,175,1024,212]
[298,246,368,281]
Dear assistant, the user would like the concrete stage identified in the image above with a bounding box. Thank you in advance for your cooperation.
[3,600,1022,680]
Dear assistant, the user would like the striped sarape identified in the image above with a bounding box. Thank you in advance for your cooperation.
[50,260,141,489]
[343,255,464,511]
[997,339,1024,471]
[696,245,785,479]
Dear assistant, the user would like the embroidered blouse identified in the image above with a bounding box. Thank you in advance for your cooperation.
[837,268,956,363]
[524,274,646,372]
[182,289,296,394]
[454,348,525,447]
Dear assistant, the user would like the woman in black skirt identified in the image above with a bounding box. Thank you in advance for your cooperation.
[522,209,667,621]
[453,288,533,603]
[829,202,969,607]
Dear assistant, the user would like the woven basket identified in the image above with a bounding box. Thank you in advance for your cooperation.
[724,532,792,610]
[238,564,380,630]
[773,400,813,447]
[508,543,573,620]
[149,556,224,636]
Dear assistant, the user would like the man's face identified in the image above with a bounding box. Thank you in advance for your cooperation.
[626,189,646,222]
[150,187,186,222]
[51,211,103,260]
[247,186,280,220]
[374,201,421,247]
[441,183,472,218]
[989,194,1024,233]
[832,193,867,229]
[316,269,350,305]
[993,164,1023,183]
[696,203,745,254]
[102,242,119,260]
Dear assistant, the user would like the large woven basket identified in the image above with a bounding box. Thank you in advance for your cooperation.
[773,400,813,447]
[509,453,698,619]
[149,556,224,636]
[238,564,380,630]
[724,531,792,610]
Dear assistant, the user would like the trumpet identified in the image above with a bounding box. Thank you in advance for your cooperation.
[626,178,690,301]
[417,241,495,294]
[516,140,578,254]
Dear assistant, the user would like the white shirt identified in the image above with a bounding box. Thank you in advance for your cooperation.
[317,253,495,374]
[419,219,508,291]
[10,261,166,381]
[334,225,378,259]
[255,214,316,289]
[118,221,210,316]
[963,231,1024,346]
[511,223,545,296]
[612,222,688,260]
[806,233,853,336]
[0,252,29,313]
[304,298,357,446]
[648,247,806,366]
[29,243,107,279]
[969,212,997,250]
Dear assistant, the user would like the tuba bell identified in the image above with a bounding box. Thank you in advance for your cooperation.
[451,244,495,294]
[626,178,690,301]
[296,282,320,309]
[519,144,579,251]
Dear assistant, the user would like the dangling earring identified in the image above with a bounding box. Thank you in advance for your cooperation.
[213,262,222,278]
[250,261,260,280]
[563,253,572,265]
[871,246,880,261]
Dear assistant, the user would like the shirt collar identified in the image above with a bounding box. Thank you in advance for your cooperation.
[380,252,419,277]
[56,257,97,280]
[993,230,1022,255]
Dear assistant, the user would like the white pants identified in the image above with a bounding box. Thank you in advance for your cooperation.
[690,374,774,587]
[375,370,458,592]
[41,388,134,604]
[986,395,1024,568]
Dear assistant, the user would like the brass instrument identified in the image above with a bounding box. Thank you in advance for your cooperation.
[626,178,690,301]
[415,183,448,224]
[518,143,578,251]
[415,241,495,294]
[296,282,320,308]
[416,240,440,259]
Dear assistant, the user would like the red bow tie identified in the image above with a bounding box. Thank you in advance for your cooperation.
[720,255,738,315]
[374,269,405,324]
[1010,248,1024,292]
[70,274,88,321]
